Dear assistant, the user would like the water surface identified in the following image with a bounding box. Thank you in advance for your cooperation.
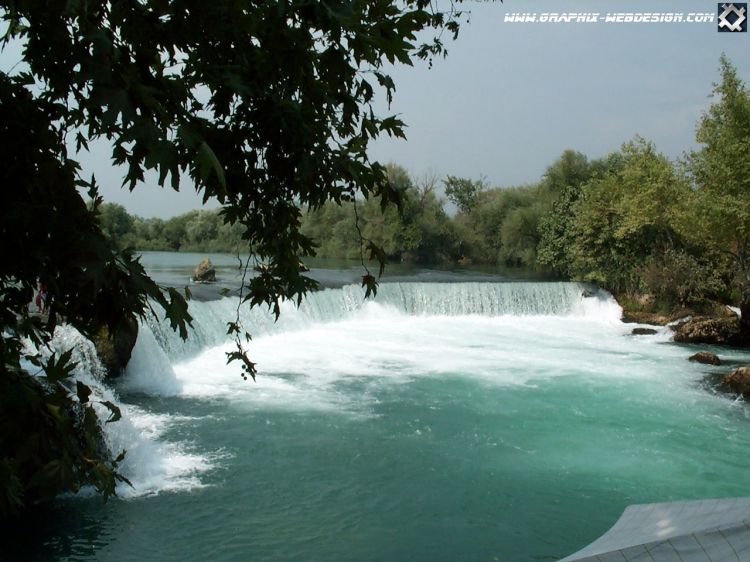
[10,255,750,561]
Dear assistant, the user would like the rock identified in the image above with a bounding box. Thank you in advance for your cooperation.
[672,316,741,346]
[632,327,658,335]
[92,328,117,373]
[92,316,138,377]
[688,351,721,366]
[721,367,750,397]
[194,258,216,282]
[621,310,672,325]
[114,315,139,369]
[458,256,472,266]
[582,289,595,298]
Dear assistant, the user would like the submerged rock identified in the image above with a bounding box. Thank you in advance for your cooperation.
[194,258,216,283]
[631,327,658,336]
[673,316,741,346]
[688,351,721,366]
[721,367,750,397]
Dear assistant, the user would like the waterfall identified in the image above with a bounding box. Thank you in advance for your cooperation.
[26,281,620,496]
[27,325,215,497]
[138,282,622,362]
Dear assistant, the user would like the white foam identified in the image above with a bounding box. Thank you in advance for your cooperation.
[137,283,624,365]
[580,291,624,323]
[162,300,703,417]
[122,325,183,396]
[28,325,216,499]
[105,404,218,497]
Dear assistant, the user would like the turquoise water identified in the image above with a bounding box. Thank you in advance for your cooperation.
[10,273,750,561]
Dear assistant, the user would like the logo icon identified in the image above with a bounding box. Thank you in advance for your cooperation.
[718,3,747,31]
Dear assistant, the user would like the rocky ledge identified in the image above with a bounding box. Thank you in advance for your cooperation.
[621,310,676,326]
[672,316,742,346]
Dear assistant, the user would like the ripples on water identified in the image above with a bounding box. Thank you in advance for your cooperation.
[17,279,750,561]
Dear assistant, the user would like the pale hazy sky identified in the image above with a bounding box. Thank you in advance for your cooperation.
[3,0,749,217]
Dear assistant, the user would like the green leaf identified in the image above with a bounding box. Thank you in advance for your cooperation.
[43,349,77,383]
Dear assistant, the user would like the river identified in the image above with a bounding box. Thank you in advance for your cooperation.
[10,252,750,561]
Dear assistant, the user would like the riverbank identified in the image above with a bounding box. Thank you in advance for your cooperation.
[615,291,750,400]
[616,291,742,341]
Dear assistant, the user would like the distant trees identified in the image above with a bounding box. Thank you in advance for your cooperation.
[686,54,750,327]
[538,138,725,306]
[97,203,134,244]
[99,165,459,263]
[105,56,749,317]
[99,206,245,253]
[451,184,546,266]
[536,150,602,276]
[443,175,486,214]
[301,164,458,264]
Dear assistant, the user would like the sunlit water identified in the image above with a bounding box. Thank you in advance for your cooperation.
[10,269,750,562]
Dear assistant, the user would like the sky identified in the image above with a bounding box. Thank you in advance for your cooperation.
[2,0,748,218]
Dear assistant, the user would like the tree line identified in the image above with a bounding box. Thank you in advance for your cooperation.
[99,204,246,253]
[299,54,750,323]
[104,55,750,319]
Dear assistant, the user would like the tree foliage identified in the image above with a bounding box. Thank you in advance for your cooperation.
[99,205,246,252]
[455,184,547,266]
[0,0,472,514]
[443,175,486,214]
[687,54,750,323]
[566,139,686,289]
[0,73,186,516]
[536,150,600,276]
[301,165,458,264]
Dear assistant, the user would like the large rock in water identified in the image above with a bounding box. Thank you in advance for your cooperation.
[194,258,216,282]
[672,316,741,346]
[688,351,721,366]
[722,367,750,397]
